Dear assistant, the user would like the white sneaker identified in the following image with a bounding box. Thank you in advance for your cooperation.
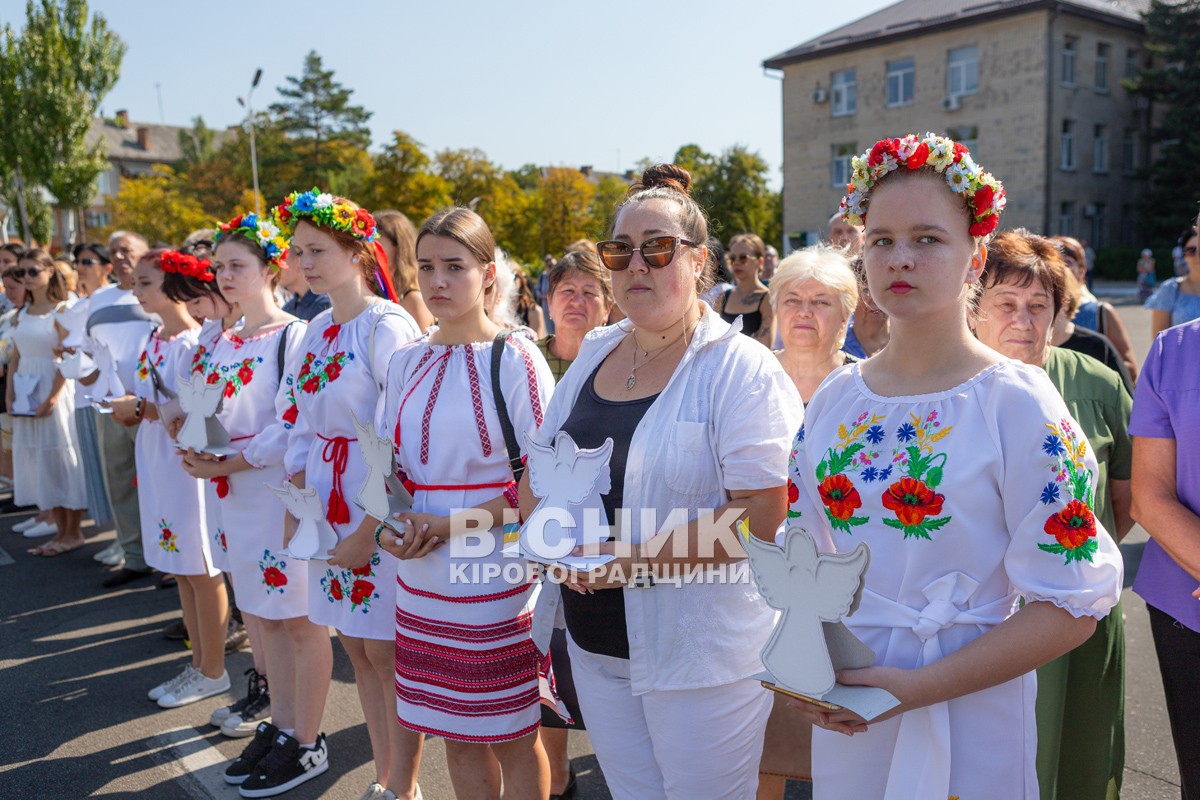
[158,670,230,708]
[357,782,386,800]
[94,542,122,563]
[98,548,125,566]
[12,517,38,533]
[23,521,57,538]
[148,665,196,702]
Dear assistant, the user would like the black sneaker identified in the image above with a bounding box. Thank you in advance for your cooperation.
[162,619,188,640]
[224,722,279,785]
[239,732,328,798]
[211,668,267,727]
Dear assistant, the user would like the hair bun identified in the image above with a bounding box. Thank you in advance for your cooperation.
[631,163,692,197]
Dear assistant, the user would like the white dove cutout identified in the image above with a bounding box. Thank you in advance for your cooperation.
[83,338,125,411]
[175,372,236,456]
[349,411,414,530]
[56,349,94,380]
[511,430,618,571]
[57,301,89,348]
[745,524,900,721]
[10,373,40,416]
[269,482,339,560]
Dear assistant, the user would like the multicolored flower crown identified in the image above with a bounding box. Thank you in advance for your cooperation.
[214,212,290,271]
[840,132,1006,237]
[160,250,215,282]
[275,187,377,242]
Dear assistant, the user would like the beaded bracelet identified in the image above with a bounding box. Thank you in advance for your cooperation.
[374,522,387,548]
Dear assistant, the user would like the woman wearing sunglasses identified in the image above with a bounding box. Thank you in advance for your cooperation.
[714,233,774,346]
[518,164,801,799]
[1146,227,1200,340]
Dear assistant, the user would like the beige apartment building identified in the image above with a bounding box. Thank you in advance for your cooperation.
[764,0,1150,251]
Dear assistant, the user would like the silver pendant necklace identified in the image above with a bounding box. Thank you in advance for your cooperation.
[625,330,686,390]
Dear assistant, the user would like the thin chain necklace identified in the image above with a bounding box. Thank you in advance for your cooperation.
[625,323,692,391]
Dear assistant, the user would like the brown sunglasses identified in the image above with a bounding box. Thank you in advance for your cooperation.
[596,236,698,271]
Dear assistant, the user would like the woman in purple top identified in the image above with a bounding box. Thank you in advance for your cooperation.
[1129,318,1200,799]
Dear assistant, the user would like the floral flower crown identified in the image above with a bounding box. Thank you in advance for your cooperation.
[160,250,215,282]
[840,132,1006,237]
[275,187,377,243]
[214,212,290,271]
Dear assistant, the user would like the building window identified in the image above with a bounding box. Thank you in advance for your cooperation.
[1122,128,1140,172]
[1093,125,1109,173]
[947,126,979,158]
[946,46,979,98]
[1125,48,1139,80]
[1061,120,1076,170]
[1059,202,1076,237]
[1062,36,1077,86]
[831,143,857,189]
[886,58,914,107]
[97,170,117,197]
[1088,203,1107,248]
[831,69,857,116]
[1095,43,1110,92]
[84,210,111,229]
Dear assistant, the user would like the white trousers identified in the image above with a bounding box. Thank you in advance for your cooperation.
[567,634,772,800]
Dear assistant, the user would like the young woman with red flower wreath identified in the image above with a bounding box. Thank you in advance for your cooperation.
[127,249,231,708]
[176,214,321,796]
[278,190,422,800]
[786,133,1124,799]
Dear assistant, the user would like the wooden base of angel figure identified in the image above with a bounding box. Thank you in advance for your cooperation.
[349,411,413,530]
[175,373,236,456]
[84,339,125,411]
[11,373,39,416]
[270,482,339,560]
[745,523,900,721]
[512,430,617,570]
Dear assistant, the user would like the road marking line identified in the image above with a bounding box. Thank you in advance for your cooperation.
[0,546,14,566]
[147,726,230,800]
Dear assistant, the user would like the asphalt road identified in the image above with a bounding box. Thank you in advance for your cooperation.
[0,286,1184,799]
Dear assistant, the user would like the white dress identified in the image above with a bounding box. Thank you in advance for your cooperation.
[283,302,421,640]
[203,322,306,619]
[132,328,215,576]
[789,361,1124,800]
[11,308,87,510]
[189,319,231,573]
[379,332,554,743]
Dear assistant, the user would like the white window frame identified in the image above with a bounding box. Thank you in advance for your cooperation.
[947,126,979,158]
[946,46,979,98]
[1062,36,1077,86]
[1124,48,1139,80]
[1095,43,1110,92]
[1093,125,1109,173]
[1059,201,1075,237]
[1122,128,1139,172]
[1061,120,1076,170]
[831,69,857,117]
[886,58,915,107]
[831,143,857,189]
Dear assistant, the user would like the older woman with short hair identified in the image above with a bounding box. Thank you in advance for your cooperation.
[768,246,859,404]
[971,228,1132,800]
[537,249,612,381]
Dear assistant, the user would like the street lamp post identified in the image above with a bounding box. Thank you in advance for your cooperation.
[238,68,264,218]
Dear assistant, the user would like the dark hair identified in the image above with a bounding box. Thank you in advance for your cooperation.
[706,236,731,284]
[375,210,419,295]
[613,164,713,292]
[72,242,111,264]
[1050,235,1086,269]
[18,248,70,305]
[978,229,1069,319]
[1,242,23,260]
[1181,228,1199,247]
[150,249,224,305]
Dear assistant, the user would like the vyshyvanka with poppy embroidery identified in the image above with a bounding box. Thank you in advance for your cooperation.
[131,326,217,577]
[205,320,308,618]
[282,302,420,641]
[789,360,1123,800]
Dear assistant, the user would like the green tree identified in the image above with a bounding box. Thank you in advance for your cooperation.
[270,51,372,182]
[104,165,210,246]
[536,168,596,257]
[363,131,453,223]
[675,144,780,248]
[589,174,629,237]
[178,116,216,168]
[1129,0,1200,244]
[0,0,124,244]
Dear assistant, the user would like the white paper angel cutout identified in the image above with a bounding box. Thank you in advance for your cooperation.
[269,482,339,560]
[745,523,900,721]
[57,301,89,348]
[513,430,618,570]
[11,373,40,416]
[56,349,94,380]
[83,338,125,410]
[349,410,413,529]
[175,372,236,456]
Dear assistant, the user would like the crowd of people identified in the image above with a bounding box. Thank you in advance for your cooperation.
[0,130,1198,800]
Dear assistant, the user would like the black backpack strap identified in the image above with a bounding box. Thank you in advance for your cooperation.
[276,321,298,384]
[490,331,525,483]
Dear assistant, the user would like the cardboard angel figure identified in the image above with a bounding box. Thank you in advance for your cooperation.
[349,411,413,530]
[175,373,235,456]
[745,523,900,721]
[10,373,40,416]
[57,300,90,349]
[511,430,617,571]
[56,348,94,381]
[83,339,125,411]
[269,482,339,560]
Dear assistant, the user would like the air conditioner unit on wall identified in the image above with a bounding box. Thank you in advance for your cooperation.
[812,87,829,104]
[1083,204,1098,217]
[942,95,961,111]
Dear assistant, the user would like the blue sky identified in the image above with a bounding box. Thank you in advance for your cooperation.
[4,0,896,185]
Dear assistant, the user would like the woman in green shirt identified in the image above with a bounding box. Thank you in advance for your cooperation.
[536,249,613,381]
[972,229,1132,800]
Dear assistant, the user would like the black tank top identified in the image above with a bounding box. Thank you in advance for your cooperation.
[718,288,766,337]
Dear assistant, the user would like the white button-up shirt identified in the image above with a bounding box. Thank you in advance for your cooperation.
[531,304,803,693]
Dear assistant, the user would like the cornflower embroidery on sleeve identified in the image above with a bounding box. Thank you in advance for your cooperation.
[1037,419,1099,564]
